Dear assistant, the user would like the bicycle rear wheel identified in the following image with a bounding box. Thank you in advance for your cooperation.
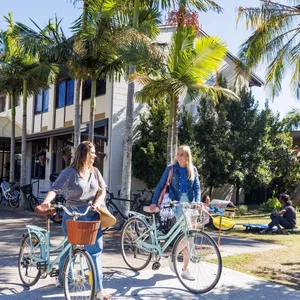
[121,217,152,271]
[63,248,96,300]
[9,191,20,208]
[28,195,39,211]
[18,233,42,286]
[172,230,222,294]
[212,216,235,231]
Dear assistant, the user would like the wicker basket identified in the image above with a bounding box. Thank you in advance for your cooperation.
[67,220,101,245]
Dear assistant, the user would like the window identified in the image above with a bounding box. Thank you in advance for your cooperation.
[82,78,106,100]
[0,95,6,112]
[31,139,47,179]
[56,79,74,108]
[35,88,49,114]
[8,96,20,109]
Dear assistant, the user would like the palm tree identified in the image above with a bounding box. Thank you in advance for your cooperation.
[132,26,238,164]
[120,0,223,200]
[0,14,58,209]
[237,0,300,100]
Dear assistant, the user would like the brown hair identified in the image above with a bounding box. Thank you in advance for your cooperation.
[70,141,94,174]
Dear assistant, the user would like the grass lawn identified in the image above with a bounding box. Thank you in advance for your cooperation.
[216,212,300,290]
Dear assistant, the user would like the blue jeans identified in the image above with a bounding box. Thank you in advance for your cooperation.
[174,193,190,219]
[58,205,103,291]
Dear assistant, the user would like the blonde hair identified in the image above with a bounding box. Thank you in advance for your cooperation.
[176,145,195,180]
[70,141,94,174]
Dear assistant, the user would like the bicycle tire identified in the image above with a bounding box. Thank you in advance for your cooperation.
[212,216,235,231]
[28,195,39,212]
[63,248,96,300]
[8,191,20,208]
[120,217,152,271]
[18,233,42,286]
[172,230,222,294]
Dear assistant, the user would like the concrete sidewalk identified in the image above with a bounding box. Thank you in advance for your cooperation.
[0,204,299,299]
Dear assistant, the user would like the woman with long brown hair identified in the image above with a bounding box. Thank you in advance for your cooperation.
[42,141,111,299]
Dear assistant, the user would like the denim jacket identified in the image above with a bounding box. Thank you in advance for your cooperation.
[152,162,201,205]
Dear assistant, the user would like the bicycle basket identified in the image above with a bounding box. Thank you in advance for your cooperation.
[182,203,210,229]
[67,220,101,245]
[20,184,32,195]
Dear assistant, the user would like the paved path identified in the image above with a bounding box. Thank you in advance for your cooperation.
[0,204,299,299]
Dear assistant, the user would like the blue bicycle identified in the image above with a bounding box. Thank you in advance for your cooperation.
[18,202,99,300]
[120,201,222,294]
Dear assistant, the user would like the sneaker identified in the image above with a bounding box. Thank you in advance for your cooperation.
[181,269,195,281]
[95,290,112,300]
[55,277,63,288]
[168,255,175,273]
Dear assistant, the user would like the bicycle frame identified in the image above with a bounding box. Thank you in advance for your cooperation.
[127,210,193,258]
[24,218,72,275]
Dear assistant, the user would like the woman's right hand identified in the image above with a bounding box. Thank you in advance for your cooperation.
[150,204,157,212]
[41,202,51,210]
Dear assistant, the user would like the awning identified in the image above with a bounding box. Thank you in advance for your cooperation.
[17,118,109,142]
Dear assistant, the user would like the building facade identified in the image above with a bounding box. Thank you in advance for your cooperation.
[0,26,264,202]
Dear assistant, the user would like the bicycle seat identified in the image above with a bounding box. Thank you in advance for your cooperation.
[9,181,16,185]
[143,206,160,214]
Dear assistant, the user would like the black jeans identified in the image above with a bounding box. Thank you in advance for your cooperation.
[267,214,294,231]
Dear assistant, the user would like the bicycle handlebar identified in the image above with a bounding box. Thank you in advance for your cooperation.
[48,201,93,218]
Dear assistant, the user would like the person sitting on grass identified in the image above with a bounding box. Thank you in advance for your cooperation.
[201,195,213,227]
[261,193,296,234]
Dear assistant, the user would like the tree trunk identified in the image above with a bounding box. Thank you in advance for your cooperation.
[209,185,213,197]
[88,78,96,142]
[172,96,179,160]
[9,92,16,182]
[120,65,135,217]
[74,78,82,150]
[119,0,140,219]
[235,183,240,206]
[167,95,174,165]
[20,80,28,210]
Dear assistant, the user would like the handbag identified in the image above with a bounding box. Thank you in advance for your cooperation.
[158,167,174,222]
[94,168,116,229]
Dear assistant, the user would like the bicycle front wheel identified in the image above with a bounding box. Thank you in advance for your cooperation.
[18,233,42,286]
[121,217,152,271]
[172,230,222,294]
[63,248,96,300]
[9,191,20,208]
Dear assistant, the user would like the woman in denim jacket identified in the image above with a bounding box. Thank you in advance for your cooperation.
[150,145,200,280]
[151,145,200,207]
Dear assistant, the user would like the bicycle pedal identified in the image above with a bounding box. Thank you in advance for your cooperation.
[49,268,59,277]
[152,262,161,271]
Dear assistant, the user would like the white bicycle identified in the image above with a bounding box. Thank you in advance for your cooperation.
[0,180,20,208]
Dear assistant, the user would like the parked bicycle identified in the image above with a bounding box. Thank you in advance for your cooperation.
[120,201,222,294]
[0,180,20,208]
[49,173,66,224]
[104,189,155,230]
[18,201,98,300]
[20,181,40,211]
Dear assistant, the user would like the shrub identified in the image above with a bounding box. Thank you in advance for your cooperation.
[259,197,281,212]
[237,204,248,215]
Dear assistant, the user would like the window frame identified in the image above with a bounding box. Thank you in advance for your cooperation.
[56,78,75,108]
[34,88,49,114]
[0,95,6,113]
[82,78,106,101]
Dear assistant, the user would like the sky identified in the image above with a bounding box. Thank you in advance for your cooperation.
[0,0,299,118]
